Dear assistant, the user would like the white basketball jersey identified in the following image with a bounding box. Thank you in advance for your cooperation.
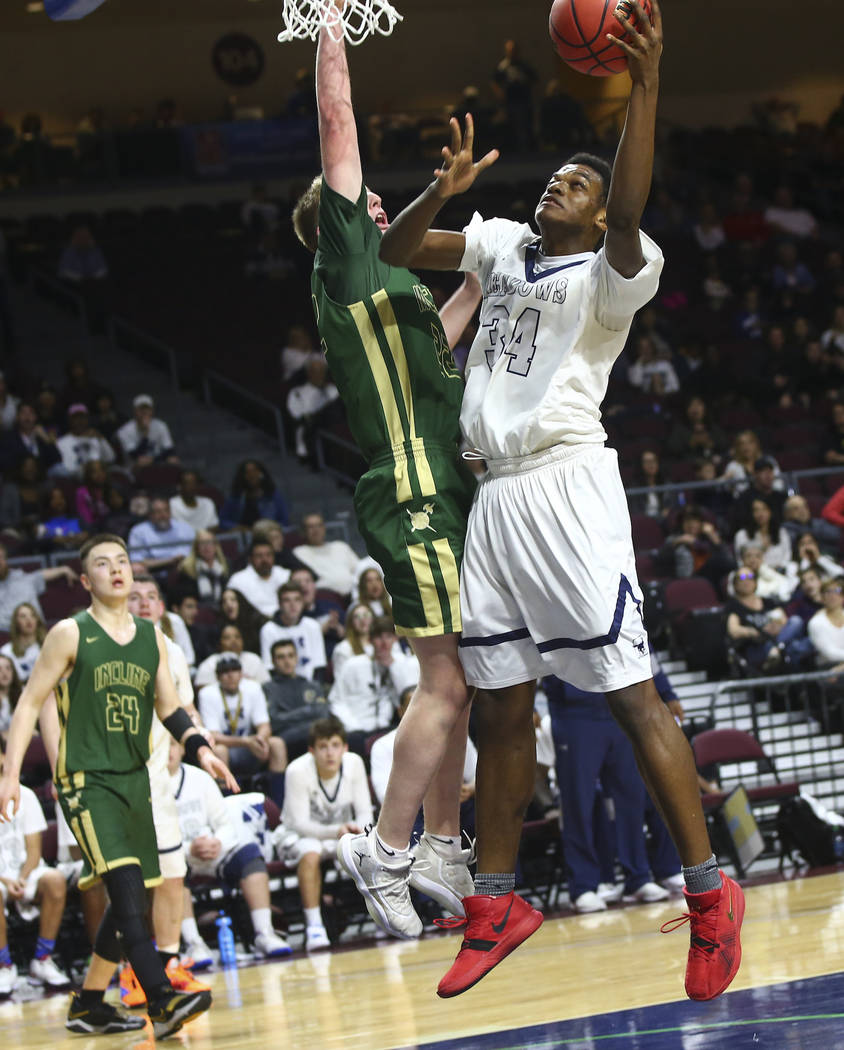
[459,215,664,460]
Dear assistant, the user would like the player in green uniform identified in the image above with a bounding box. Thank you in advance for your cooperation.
[291,15,494,939]
[0,534,237,1038]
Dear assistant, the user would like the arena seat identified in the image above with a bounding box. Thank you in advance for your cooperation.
[630,514,664,552]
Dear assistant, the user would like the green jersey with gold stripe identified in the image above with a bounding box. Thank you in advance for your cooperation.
[56,610,159,780]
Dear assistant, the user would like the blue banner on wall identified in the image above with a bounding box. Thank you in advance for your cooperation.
[183,118,318,179]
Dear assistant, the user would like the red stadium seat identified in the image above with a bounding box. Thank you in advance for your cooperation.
[630,514,664,552]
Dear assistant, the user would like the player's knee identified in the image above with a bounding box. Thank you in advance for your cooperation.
[93,907,121,963]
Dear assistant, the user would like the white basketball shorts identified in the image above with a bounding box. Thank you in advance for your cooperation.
[458,443,652,693]
[149,763,188,880]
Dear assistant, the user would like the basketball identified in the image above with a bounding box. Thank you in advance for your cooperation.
[549,0,653,77]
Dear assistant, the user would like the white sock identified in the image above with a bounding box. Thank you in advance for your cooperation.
[181,917,201,943]
[375,830,409,864]
[304,907,322,928]
[251,907,273,937]
[424,832,462,854]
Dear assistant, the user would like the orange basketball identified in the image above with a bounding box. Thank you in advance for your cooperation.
[549,0,653,77]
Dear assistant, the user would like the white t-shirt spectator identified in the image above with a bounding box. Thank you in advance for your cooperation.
[259,616,326,677]
[0,784,45,880]
[328,651,419,733]
[763,204,817,239]
[128,518,195,562]
[330,639,403,681]
[170,762,239,875]
[0,570,46,632]
[226,564,290,618]
[169,494,218,532]
[807,610,844,668]
[286,381,339,421]
[198,678,270,737]
[116,417,175,461]
[370,728,477,805]
[194,651,269,688]
[281,751,373,841]
[56,432,115,475]
[627,357,680,395]
[292,541,360,597]
[166,610,196,671]
[0,640,40,681]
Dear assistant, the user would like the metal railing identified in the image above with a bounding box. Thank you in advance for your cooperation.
[202,370,287,456]
[626,465,844,503]
[315,428,366,489]
[108,316,179,389]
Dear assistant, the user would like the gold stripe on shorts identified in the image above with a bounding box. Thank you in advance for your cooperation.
[72,811,107,875]
[432,538,462,632]
[407,543,444,632]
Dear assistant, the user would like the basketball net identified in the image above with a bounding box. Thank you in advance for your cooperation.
[277,0,403,45]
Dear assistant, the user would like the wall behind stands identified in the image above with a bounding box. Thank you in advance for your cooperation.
[1,0,842,136]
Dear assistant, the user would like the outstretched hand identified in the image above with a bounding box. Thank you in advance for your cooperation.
[433,114,499,200]
[611,0,662,88]
[199,749,240,794]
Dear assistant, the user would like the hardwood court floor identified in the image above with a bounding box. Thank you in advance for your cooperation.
[3,871,843,1049]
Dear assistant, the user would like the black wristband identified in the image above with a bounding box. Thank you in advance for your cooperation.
[161,707,193,742]
[183,730,208,766]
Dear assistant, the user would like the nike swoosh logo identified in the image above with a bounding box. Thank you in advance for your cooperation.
[491,896,514,934]
[86,636,99,643]
[727,882,734,922]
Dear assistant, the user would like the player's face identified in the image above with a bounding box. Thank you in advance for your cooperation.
[83,544,133,598]
[310,733,347,777]
[366,189,389,233]
[128,582,162,623]
[535,165,606,240]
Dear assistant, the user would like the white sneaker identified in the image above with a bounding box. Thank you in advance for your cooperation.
[29,955,71,988]
[623,881,670,903]
[597,881,623,902]
[409,832,474,916]
[182,938,214,971]
[305,925,331,952]
[659,873,686,893]
[253,931,293,958]
[337,827,422,939]
[574,891,607,913]
[0,964,17,996]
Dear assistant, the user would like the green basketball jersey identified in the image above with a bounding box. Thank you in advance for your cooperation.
[55,610,160,779]
[312,181,465,502]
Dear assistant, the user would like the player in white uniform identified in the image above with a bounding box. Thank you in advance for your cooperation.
[379,1,744,1005]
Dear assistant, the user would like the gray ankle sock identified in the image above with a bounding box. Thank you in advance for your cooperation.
[682,854,722,895]
[474,873,515,897]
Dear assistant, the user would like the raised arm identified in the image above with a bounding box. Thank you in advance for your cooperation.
[603,0,663,278]
[0,619,77,819]
[316,16,362,201]
[438,271,483,350]
[379,114,498,270]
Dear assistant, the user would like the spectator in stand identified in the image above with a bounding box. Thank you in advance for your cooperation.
[357,566,392,618]
[34,386,61,441]
[197,656,287,802]
[782,494,838,552]
[771,240,816,299]
[0,402,61,477]
[55,403,115,477]
[763,186,818,240]
[259,581,327,681]
[730,458,788,539]
[328,616,418,756]
[0,602,44,682]
[691,458,734,523]
[330,602,375,680]
[169,592,215,665]
[75,459,111,529]
[116,394,178,466]
[721,434,782,498]
[89,390,124,444]
[194,624,268,689]
[37,487,86,549]
[220,459,289,530]
[276,716,373,952]
[0,783,72,994]
[491,39,537,151]
[627,449,672,519]
[127,496,195,573]
[293,512,359,598]
[625,334,680,396]
[286,356,340,463]
[0,542,76,630]
[821,305,844,357]
[807,578,844,670]
[176,530,229,607]
[725,567,811,673]
[167,739,292,960]
[289,564,344,654]
[280,324,316,383]
[100,483,137,537]
[219,587,266,654]
[822,402,844,466]
[4,455,49,536]
[786,566,824,628]
[58,226,108,282]
[0,655,21,742]
[263,639,329,762]
[169,470,218,532]
[788,532,842,582]
[691,202,726,253]
[251,519,304,573]
[733,498,792,571]
[729,545,792,603]
[56,359,109,422]
[734,287,766,341]
[658,506,735,590]
[227,539,290,619]
[666,396,727,465]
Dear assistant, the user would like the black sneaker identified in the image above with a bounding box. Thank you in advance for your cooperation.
[148,988,212,1039]
[65,992,147,1034]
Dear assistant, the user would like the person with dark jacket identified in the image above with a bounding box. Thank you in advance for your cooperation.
[262,639,329,761]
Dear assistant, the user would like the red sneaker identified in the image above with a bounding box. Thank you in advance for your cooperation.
[436,892,543,998]
[661,871,745,1001]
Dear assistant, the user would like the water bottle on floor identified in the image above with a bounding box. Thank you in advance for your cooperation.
[216,912,237,968]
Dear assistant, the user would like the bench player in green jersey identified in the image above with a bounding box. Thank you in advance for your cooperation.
[0,534,237,1038]
[291,13,495,939]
